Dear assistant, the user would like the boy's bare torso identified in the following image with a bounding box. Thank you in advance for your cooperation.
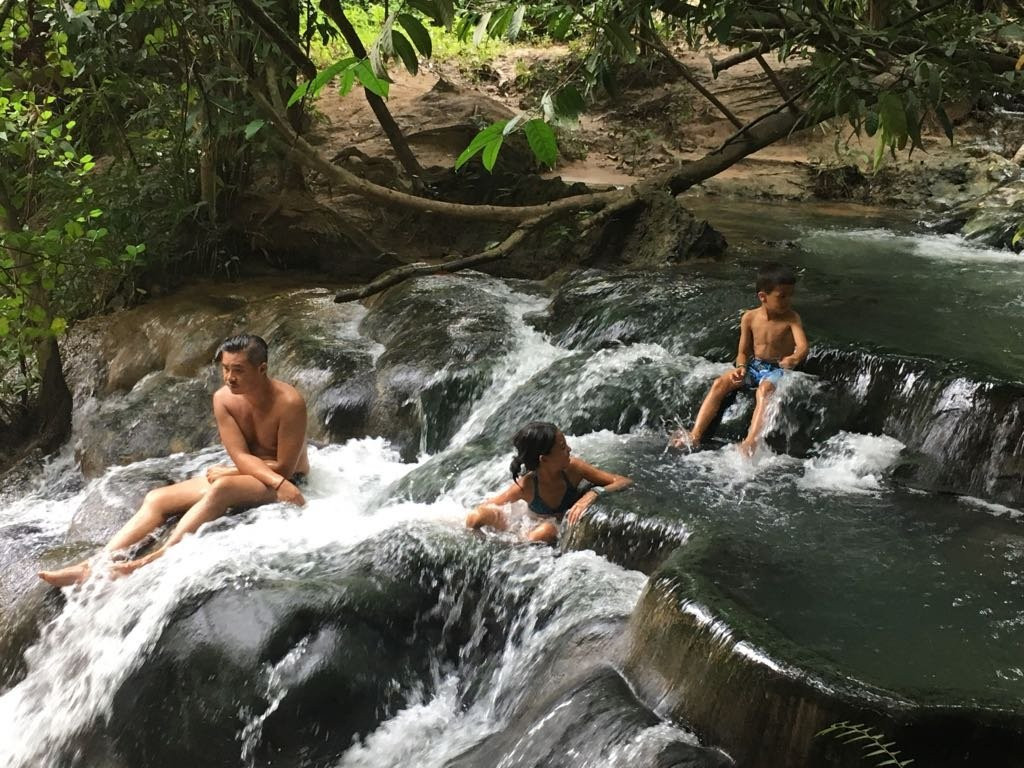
[745,307,800,362]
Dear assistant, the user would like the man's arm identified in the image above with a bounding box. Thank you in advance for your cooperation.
[213,392,284,488]
[780,313,809,368]
[270,390,308,487]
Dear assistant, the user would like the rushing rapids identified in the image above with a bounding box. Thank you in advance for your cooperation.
[2,201,1024,767]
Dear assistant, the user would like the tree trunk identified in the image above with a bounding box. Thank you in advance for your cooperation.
[34,336,72,452]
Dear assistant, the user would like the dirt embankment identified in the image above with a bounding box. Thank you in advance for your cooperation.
[228,41,1024,279]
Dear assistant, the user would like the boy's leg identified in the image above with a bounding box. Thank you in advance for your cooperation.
[685,373,744,444]
[39,476,211,587]
[740,380,777,456]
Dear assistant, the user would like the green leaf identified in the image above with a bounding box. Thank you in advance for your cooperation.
[455,120,507,170]
[482,135,504,171]
[308,57,360,100]
[473,12,492,46]
[507,6,525,41]
[523,119,557,168]
[243,119,265,139]
[605,21,636,60]
[0,317,8,337]
[554,86,586,122]
[50,316,67,335]
[390,30,418,75]
[286,81,310,108]
[877,92,907,141]
[338,67,356,96]
[397,14,432,58]
[354,60,389,99]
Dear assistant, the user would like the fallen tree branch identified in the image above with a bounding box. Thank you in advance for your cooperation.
[710,44,772,78]
[332,216,549,302]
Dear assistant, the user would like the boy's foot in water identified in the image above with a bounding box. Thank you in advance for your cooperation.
[669,429,697,452]
[38,561,91,587]
[738,438,758,458]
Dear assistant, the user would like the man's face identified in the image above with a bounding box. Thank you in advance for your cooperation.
[220,350,266,393]
[759,284,795,314]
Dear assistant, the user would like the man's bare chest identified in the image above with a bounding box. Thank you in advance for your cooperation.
[231,407,280,454]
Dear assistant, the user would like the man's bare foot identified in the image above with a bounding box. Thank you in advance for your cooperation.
[738,439,758,458]
[39,561,91,587]
[670,429,696,451]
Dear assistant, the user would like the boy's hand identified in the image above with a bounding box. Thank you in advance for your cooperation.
[779,356,797,369]
[729,366,746,384]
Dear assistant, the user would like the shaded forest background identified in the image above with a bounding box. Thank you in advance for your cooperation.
[1,0,1022,462]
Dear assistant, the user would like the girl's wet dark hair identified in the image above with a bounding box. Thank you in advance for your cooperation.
[510,421,559,481]
[215,334,269,366]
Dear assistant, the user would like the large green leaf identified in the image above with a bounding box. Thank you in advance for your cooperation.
[390,30,419,75]
[455,120,507,170]
[482,134,504,171]
[355,60,390,99]
[523,119,557,168]
[397,14,432,58]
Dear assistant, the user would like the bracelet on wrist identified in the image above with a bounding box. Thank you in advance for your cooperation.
[274,476,286,490]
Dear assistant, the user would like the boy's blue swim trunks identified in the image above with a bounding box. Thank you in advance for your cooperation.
[743,358,783,389]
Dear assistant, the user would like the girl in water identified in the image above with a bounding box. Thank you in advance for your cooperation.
[466,421,632,544]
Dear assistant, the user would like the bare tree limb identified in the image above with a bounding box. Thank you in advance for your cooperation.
[232,0,316,80]
[755,54,797,113]
[710,44,771,78]
[333,217,549,302]
[640,33,744,129]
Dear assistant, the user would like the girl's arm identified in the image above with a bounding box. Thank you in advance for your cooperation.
[565,458,632,525]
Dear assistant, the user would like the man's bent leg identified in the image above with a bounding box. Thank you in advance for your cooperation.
[106,476,212,552]
[740,380,776,456]
[115,475,277,575]
[39,476,212,587]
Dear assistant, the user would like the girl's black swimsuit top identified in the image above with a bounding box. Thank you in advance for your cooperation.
[528,471,582,517]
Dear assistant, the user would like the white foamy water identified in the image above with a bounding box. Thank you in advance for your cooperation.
[800,431,905,494]
[448,283,568,448]
[805,228,1024,266]
[333,547,648,768]
[0,440,448,767]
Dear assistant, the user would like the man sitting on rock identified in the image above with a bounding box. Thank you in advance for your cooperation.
[40,333,309,587]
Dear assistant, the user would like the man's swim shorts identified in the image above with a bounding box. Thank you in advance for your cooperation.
[743,358,783,389]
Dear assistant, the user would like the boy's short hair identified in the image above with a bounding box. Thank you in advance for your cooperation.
[214,333,269,365]
[756,262,797,294]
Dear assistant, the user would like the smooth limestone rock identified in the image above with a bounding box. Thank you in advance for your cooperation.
[624,541,1024,768]
[63,282,378,475]
[359,274,513,459]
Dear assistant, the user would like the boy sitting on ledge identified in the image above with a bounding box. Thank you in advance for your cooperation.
[672,262,808,456]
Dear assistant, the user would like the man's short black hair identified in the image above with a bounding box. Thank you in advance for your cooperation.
[215,334,268,366]
[756,262,797,294]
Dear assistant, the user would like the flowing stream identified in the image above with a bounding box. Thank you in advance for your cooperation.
[1,200,1024,767]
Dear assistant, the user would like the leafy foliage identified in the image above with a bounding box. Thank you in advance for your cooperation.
[817,721,915,767]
